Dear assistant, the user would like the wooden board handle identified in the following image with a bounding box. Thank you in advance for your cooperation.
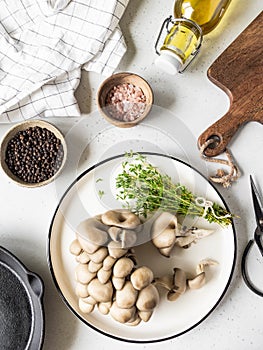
[198,107,254,157]
[198,11,263,157]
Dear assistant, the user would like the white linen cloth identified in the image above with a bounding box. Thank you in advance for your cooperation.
[0,0,129,122]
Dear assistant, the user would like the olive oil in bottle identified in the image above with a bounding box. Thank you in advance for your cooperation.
[155,0,232,74]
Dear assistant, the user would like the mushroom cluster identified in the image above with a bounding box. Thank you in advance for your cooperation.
[70,209,159,326]
[151,212,214,257]
[69,209,219,326]
[155,259,218,301]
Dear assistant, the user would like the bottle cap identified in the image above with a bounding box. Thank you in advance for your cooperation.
[155,51,183,75]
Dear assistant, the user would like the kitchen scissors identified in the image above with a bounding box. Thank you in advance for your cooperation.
[241,176,263,297]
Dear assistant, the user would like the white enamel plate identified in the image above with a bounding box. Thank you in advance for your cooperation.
[48,153,236,343]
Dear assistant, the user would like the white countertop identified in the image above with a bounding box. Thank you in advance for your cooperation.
[0,1,263,349]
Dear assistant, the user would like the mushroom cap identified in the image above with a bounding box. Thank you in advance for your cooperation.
[88,260,103,273]
[108,226,122,241]
[107,240,128,259]
[136,284,159,311]
[187,272,206,289]
[75,263,96,284]
[70,239,82,256]
[97,267,112,284]
[103,255,116,271]
[126,314,142,326]
[131,266,154,290]
[79,298,95,314]
[76,251,90,264]
[87,278,113,303]
[77,236,100,255]
[158,246,174,258]
[138,310,153,322]
[89,247,108,264]
[112,276,126,290]
[116,281,138,309]
[77,217,109,251]
[98,301,112,315]
[101,209,141,229]
[173,268,187,294]
[152,228,176,249]
[75,282,89,298]
[110,301,136,324]
[151,212,178,256]
[113,257,134,278]
[81,296,97,305]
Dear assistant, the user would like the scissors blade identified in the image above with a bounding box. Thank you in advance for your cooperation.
[250,175,263,232]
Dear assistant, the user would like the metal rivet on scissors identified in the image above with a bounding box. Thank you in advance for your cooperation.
[241,175,263,297]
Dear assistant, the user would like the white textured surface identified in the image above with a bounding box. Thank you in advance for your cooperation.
[0,0,263,349]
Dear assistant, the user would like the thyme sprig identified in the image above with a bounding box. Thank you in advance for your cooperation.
[115,153,233,226]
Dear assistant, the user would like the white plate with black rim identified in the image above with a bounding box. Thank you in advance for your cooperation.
[48,152,236,343]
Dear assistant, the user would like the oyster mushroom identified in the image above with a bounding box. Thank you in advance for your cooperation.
[155,268,186,301]
[136,284,159,311]
[87,278,113,303]
[110,301,136,324]
[98,301,112,315]
[76,217,109,254]
[175,227,214,248]
[116,281,138,309]
[113,257,134,278]
[126,314,142,326]
[188,259,218,290]
[88,260,103,273]
[101,209,141,229]
[108,227,138,248]
[75,282,89,298]
[138,310,153,322]
[79,298,94,314]
[103,255,116,270]
[151,212,215,255]
[167,268,187,301]
[112,276,126,290]
[107,241,128,259]
[75,263,96,284]
[70,239,82,256]
[151,212,178,257]
[131,266,154,290]
[76,251,90,264]
[89,247,108,264]
[97,267,112,284]
[81,296,97,305]
[108,226,122,241]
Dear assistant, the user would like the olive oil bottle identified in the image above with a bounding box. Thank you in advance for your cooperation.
[155,0,232,74]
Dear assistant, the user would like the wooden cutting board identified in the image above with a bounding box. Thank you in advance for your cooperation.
[198,11,263,157]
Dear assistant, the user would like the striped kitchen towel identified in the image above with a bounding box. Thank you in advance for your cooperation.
[0,0,129,122]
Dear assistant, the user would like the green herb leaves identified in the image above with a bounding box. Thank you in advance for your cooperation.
[115,153,232,226]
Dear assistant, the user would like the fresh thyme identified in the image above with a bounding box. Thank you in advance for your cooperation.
[115,153,233,226]
[98,190,105,199]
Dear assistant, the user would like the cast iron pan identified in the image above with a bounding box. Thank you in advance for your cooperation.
[0,246,44,350]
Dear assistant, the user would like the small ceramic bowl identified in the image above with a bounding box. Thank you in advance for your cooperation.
[0,120,67,188]
[97,72,153,128]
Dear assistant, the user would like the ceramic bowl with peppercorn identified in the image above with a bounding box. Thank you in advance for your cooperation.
[0,120,67,187]
[97,72,153,128]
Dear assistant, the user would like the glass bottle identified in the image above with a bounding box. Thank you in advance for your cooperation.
[155,0,232,75]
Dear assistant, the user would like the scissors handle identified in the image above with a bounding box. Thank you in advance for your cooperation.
[241,238,263,297]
